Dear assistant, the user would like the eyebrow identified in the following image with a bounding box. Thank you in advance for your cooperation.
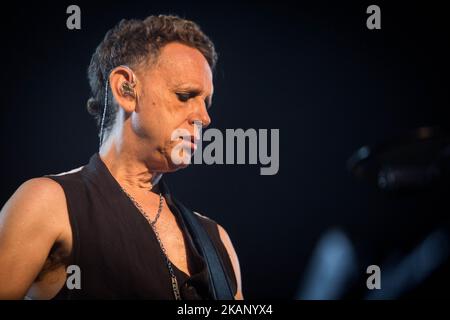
[173,83,202,92]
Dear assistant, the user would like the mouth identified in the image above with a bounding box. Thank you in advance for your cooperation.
[177,134,198,153]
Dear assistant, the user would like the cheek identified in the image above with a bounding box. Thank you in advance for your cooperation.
[133,87,191,144]
[130,95,175,142]
[131,95,160,139]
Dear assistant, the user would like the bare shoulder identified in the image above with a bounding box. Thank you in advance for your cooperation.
[0,176,71,247]
[2,177,67,223]
[193,211,244,300]
[0,177,69,298]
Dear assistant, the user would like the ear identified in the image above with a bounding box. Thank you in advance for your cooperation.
[109,66,138,113]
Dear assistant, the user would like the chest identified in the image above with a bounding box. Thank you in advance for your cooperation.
[149,208,192,276]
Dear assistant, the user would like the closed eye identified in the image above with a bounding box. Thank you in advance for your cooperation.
[176,91,212,109]
[176,91,199,102]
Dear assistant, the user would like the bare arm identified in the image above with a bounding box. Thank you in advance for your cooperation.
[0,178,66,299]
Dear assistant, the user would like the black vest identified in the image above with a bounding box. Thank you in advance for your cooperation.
[46,153,237,299]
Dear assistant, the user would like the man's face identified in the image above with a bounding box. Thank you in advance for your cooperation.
[132,42,213,172]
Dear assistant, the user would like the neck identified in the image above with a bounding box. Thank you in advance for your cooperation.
[98,129,162,194]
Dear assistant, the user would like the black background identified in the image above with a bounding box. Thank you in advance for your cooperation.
[1,1,449,299]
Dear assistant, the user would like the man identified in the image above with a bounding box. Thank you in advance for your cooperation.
[0,15,243,300]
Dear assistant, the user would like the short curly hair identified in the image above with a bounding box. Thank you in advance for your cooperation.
[86,15,218,141]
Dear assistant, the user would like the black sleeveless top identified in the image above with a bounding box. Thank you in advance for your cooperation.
[45,153,237,299]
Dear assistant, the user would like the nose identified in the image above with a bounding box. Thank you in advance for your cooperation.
[200,110,211,128]
[189,101,211,128]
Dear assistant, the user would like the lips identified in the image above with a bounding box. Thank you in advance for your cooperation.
[177,135,198,153]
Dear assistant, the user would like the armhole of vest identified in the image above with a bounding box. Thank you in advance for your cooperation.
[213,223,238,296]
[45,175,81,296]
[193,212,238,296]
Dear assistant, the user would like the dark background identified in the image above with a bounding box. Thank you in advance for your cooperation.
[1,1,449,299]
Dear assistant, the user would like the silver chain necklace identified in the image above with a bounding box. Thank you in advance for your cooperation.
[120,187,182,300]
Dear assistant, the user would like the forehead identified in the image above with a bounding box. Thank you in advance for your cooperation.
[149,42,213,90]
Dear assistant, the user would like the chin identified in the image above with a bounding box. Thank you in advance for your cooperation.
[163,144,194,172]
[165,158,191,172]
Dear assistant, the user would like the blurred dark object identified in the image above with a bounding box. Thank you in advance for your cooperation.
[345,126,450,299]
[295,228,358,299]
[347,126,450,192]
[295,227,450,300]
[296,127,450,300]
[365,228,450,299]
